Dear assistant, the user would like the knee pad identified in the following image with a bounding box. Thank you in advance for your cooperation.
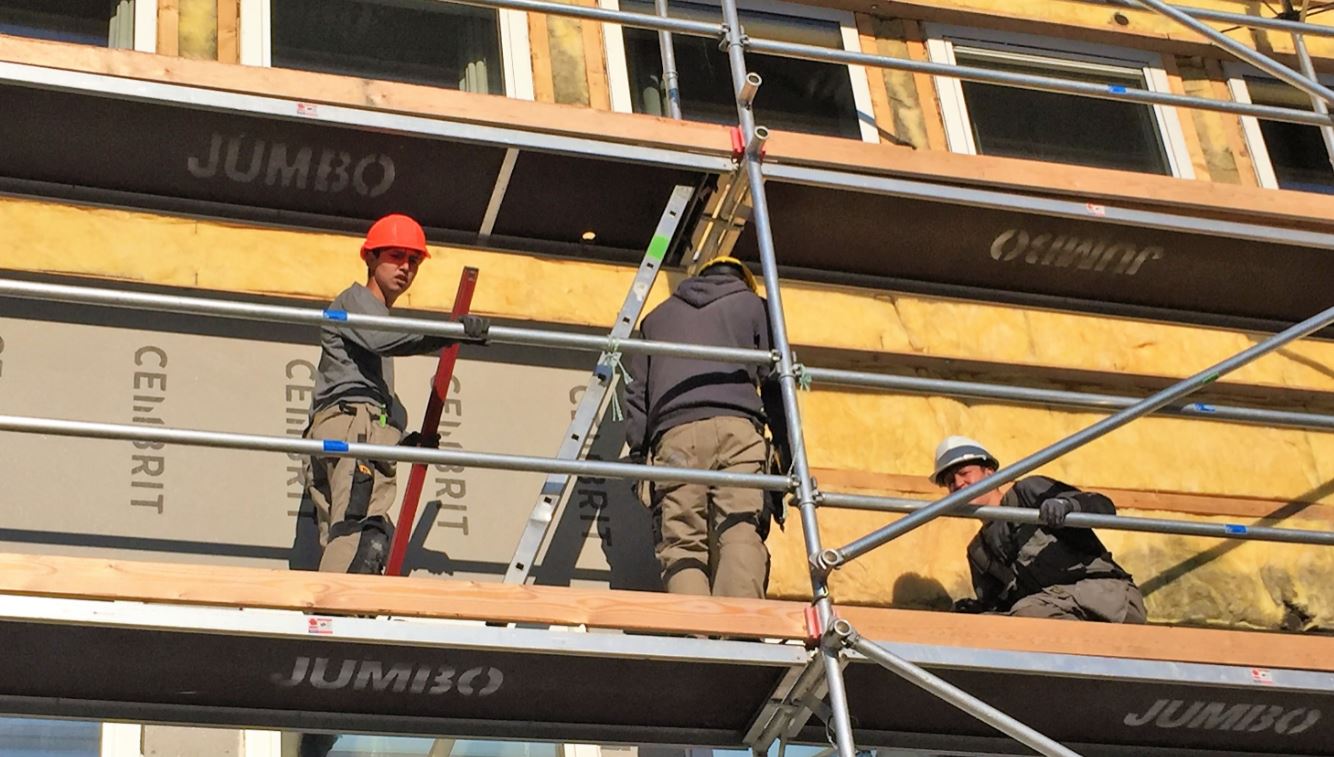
[345,516,394,575]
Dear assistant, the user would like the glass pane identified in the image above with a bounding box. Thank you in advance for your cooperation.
[0,0,113,45]
[1247,77,1334,195]
[272,0,504,95]
[621,0,860,139]
[955,49,1171,174]
[0,717,100,756]
[319,735,564,757]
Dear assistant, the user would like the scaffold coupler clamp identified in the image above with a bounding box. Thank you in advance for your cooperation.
[828,617,859,650]
[810,547,843,578]
[729,125,769,162]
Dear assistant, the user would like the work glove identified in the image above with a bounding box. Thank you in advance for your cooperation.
[399,431,441,448]
[459,314,490,342]
[1038,496,1080,527]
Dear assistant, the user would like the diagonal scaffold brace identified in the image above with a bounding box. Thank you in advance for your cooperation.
[823,619,1084,757]
[815,299,1334,575]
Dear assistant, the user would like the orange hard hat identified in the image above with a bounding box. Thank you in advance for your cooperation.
[361,214,429,258]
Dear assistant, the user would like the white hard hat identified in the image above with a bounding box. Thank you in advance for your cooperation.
[931,436,999,486]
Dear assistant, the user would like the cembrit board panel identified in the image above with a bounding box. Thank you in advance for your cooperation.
[0,295,659,589]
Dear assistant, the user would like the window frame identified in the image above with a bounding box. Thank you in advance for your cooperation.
[924,25,1196,179]
[598,0,880,143]
[238,0,534,100]
[1225,61,1334,191]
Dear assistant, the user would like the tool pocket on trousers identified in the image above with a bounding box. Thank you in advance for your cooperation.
[347,461,375,520]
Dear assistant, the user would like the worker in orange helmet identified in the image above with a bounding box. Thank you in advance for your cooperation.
[297,215,488,756]
[299,214,489,575]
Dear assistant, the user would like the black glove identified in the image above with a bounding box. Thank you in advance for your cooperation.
[952,598,989,614]
[399,431,441,448]
[459,314,489,342]
[1038,496,1079,527]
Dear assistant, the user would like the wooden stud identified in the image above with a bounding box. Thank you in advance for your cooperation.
[156,0,179,58]
[900,19,949,152]
[579,0,611,111]
[1161,54,1214,182]
[529,11,557,103]
[854,13,895,144]
[1204,56,1260,188]
[216,0,240,64]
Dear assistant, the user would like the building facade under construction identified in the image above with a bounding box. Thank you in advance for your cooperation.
[0,0,1331,755]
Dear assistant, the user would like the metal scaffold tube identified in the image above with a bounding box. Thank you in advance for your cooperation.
[0,278,772,366]
[817,492,1334,547]
[715,0,857,754]
[834,621,1083,757]
[655,0,684,119]
[1,410,1329,547]
[821,301,1334,571]
[1157,2,1334,36]
[743,37,1334,128]
[448,0,722,38]
[6,278,1334,434]
[1128,0,1334,107]
[0,414,790,490]
[799,367,1334,432]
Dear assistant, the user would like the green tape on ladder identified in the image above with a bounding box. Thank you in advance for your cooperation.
[646,234,671,262]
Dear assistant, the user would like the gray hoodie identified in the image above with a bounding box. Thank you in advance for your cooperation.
[624,273,788,458]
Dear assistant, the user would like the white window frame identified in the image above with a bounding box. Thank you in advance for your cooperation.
[100,723,143,757]
[1225,61,1334,190]
[924,25,1195,179]
[131,0,157,52]
[238,0,534,100]
[599,0,880,143]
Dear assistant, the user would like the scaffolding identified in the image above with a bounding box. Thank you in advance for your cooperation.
[2,1,1334,756]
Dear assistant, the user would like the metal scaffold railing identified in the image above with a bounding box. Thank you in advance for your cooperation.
[4,1,1334,755]
[3,276,1332,551]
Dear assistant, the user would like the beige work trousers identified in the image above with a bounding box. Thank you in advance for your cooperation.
[648,416,769,598]
[304,402,401,574]
[1007,578,1148,623]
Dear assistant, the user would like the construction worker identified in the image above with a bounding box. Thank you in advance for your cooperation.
[301,214,489,577]
[624,256,789,598]
[933,436,1147,623]
[296,215,487,757]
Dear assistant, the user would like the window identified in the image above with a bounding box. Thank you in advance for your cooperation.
[0,0,153,50]
[0,717,100,756]
[241,0,533,99]
[603,0,877,141]
[1230,73,1334,195]
[928,28,1194,177]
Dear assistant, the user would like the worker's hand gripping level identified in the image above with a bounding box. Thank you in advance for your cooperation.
[384,266,480,577]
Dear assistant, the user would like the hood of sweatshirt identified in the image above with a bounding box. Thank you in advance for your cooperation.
[672,275,751,309]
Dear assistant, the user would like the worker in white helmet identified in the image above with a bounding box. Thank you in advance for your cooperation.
[932,436,1146,623]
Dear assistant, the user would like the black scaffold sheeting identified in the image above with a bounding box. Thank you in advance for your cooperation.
[0,618,791,745]
[804,655,1334,757]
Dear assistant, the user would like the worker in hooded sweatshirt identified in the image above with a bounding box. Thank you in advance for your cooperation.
[932,436,1147,623]
[301,214,489,577]
[624,256,790,598]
